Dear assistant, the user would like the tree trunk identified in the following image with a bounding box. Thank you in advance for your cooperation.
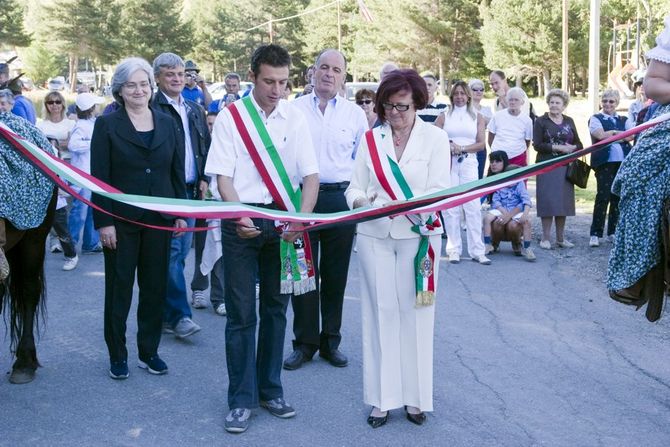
[68,55,78,93]
[438,53,445,96]
[543,68,551,94]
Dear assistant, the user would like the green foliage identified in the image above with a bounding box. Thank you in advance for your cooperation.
[21,41,65,84]
[120,0,192,63]
[0,0,31,47]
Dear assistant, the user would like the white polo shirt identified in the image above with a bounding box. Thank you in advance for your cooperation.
[204,93,319,204]
[487,109,533,159]
[292,92,368,183]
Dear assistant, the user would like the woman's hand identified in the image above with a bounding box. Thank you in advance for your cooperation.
[353,193,378,209]
[99,225,117,250]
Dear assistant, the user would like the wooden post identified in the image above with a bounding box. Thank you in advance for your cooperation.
[561,0,569,92]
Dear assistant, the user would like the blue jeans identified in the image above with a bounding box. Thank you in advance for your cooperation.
[68,188,99,251]
[222,216,289,409]
[164,186,196,326]
[163,215,195,326]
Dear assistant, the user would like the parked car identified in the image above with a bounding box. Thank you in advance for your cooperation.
[47,76,66,91]
[345,82,379,101]
[209,81,253,100]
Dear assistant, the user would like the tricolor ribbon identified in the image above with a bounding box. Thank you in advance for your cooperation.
[365,129,441,306]
[1,112,668,230]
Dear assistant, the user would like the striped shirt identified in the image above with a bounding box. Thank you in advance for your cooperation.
[417,101,447,123]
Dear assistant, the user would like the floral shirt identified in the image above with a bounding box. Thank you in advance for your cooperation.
[0,112,56,229]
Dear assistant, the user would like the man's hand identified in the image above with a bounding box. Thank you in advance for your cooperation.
[173,219,187,237]
[198,180,208,199]
[236,217,261,239]
[281,222,305,243]
[99,225,117,250]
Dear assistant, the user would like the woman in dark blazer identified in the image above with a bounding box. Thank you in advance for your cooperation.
[91,57,186,380]
[533,89,583,250]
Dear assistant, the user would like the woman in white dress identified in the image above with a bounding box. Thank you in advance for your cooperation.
[435,81,489,265]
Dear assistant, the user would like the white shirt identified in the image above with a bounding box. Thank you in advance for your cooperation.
[162,92,197,184]
[293,92,368,183]
[487,109,533,159]
[204,94,319,204]
[36,118,75,142]
[68,117,95,173]
[443,105,478,146]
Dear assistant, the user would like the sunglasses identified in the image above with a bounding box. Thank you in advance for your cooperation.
[471,88,484,92]
[602,99,616,104]
[356,99,373,105]
[46,100,62,105]
[382,102,411,112]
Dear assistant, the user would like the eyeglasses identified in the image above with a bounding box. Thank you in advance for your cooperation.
[356,99,373,105]
[123,81,151,91]
[471,88,484,92]
[46,100,62,105]
[602,99,616,104]
[382,102,411,112]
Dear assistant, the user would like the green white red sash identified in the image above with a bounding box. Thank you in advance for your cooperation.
[227,96,316,295]
[365,128,441,306]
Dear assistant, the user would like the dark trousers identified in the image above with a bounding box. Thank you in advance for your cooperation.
[103,215,172,362]
[51,207,77,258]
[190,219,224,307]
[222,217,289,409]
[590,162,621,237]
[291,189,355,357]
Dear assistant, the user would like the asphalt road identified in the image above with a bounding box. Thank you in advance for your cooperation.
[1,228,669,447]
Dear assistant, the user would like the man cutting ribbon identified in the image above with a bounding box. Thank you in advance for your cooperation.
[204,44,319,434]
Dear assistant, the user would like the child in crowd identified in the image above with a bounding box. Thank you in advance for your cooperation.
[68,92,104,254]
[483,150,536,261]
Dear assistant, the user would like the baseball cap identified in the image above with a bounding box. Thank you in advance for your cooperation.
[76,92,105,111]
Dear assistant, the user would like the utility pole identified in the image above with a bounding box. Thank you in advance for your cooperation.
[337,0,342,51]
[588,0,601,113]
[562,0,569,92]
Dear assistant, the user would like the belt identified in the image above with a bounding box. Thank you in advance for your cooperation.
[319,181,350,192]
[244,202,279,210]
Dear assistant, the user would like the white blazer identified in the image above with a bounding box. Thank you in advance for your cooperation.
[345,118,451,239]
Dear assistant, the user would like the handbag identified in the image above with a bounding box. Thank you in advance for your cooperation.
[565,157,590,189]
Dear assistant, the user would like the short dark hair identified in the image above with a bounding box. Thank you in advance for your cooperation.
[355,88,376,102]
[250,44,291,77]
[491,70,506,81]
[375,69,428,123]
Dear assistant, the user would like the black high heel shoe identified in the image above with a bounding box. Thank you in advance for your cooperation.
[405,406,426,425]
[367,408,388,428]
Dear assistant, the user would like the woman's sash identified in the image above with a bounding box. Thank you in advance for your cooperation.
[228,97,316,295]
[365,129,441,306]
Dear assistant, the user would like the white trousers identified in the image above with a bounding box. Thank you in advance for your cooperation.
[358,234,439,412]
[445,156,485,257]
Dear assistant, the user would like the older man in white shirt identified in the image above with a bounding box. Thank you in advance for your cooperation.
[284,49,368,371]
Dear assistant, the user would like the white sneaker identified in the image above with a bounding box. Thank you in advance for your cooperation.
[523,247,536,262]
[215,302,227,316]
[191,290,207,309]
[539,240,552,250]
[556,239,574,248]
[474,255,491,265]
[448,252,460,264]
[589,236,600,247]
[484,243,495,255]
[62,255,79,271]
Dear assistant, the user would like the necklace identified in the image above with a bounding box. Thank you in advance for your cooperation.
[393,129,411,147]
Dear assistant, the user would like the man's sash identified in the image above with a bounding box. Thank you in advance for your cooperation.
[228,97,316,295]
[365,129,441,306]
